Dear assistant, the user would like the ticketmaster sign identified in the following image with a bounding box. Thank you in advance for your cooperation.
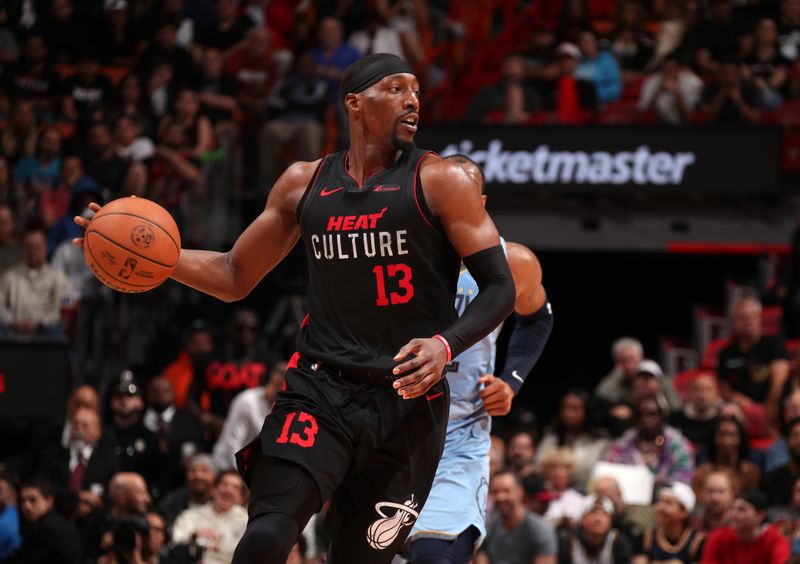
[417,126,779,196]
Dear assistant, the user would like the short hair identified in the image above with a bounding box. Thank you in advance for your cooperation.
[737,490,768,513]
[216,469,244,488]
[539,448,576,472]
[20,478,54,499]
[730,296,762,317]
[444,154,486,193]
[611,337,643,359]
[491,469,523,488]
[708,416,749,465]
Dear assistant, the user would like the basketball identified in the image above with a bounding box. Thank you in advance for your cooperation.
[83,197,181,293]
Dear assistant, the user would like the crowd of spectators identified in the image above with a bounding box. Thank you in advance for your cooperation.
[3,1,800,563]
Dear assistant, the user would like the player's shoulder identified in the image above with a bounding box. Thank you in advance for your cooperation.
[505,241,541,269]
[281,158,325,187]
[270,158,325,210]
[418,152,482,206]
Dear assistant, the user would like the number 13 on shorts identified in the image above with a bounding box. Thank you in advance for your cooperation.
[276,411,319,448]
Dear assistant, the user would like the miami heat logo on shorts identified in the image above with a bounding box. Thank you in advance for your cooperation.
[366,495,419,550]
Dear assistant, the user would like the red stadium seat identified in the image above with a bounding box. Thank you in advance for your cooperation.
[621,75,645,101]
[596,100,644,125]
[674,369,716,400]
[761,306,783,336]
[700,337,732,370]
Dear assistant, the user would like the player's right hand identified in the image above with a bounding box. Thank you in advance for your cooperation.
[72,202,102,247]
[392,337,448,399]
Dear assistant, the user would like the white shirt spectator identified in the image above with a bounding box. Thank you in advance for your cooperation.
[51,240,100,300]
[544,488,586,526]
[638,69,703,125]
[349,28,405,59]
[212,386,273,471]
[172,502,247,564]
[0,263,74,327]
[117,137,155,162]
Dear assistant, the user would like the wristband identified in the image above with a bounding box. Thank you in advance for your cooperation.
[432,334,452,363]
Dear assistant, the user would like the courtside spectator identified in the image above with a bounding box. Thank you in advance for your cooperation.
[10,479,81,563]
[158,453,217,527]
[507,430,538,479]
[693,416,760,495]
[0,224,74,336]
[635,482,705,564]
[765,388,800,472]
[541,449,586,527]
[144,511,173,564]
[762,417,800,505]
[476,470,558,564]
[631,360,683,415]
[575,29,622,104]
[691,471,734,534]
[0,203,20,274]
[534,390,610,488]
[557,495,634,564]
[212,360,285,471]
[606,395,694,485]
[0,477,20,559]
[593,476,645,550]
[717,297,789,436]
[702,61,761,125]
[465,55,543,124]
[524,474,557,517]
[670,373,721,449]
[172,470,247,564]
[313,17,362,104]
[701,490,790,564]
[743,18,790,110]
[638,57,703,125]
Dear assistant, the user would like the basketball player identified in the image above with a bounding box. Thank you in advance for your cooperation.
[73,54,515,563]
[408,156,553,564]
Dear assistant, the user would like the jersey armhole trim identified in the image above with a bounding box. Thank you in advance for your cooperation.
[296,156,328,225]
[413,150,439,231]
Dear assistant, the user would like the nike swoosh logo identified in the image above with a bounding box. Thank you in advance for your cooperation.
[320,187,344,197]
[511,370,524,383]
[426,391,444,401]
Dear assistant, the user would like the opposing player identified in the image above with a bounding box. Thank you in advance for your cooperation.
[408,155,553,564]
[74,54,515,563]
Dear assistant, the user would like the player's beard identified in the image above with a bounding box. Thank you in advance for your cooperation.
[391,130,415,152]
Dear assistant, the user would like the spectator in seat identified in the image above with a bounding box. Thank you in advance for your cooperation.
[120,161,149,198]
[765,388,800,472]
[557,495,634,564]
[507,430,538,479]
[535,389,609,489]
[606,395,694,485]
[60,385,101,448]
[47,176,102,255]
[693,416,760,495]
[691,470,734,534]
[312,17,361,105]
[717,296,789,436]
[1,99,38,164]
[0,224,74,336]
[158,89,214,160]
[475,470,558,564]
[638,56,703,125]
[114,115,155,163]
[143,511,173,564]
[0,202,20,274]
[136,20,198,87]
[104,371,164,490]
[39,154,82,231]
[546,42,598,125]
[84,121,128,196]
[609,0,655,79]
[111,74,156,139]
[162,319,216,409]
[149,122,202,218]
[143,376,204,493]
[630,360,683,418]
[541,449,586,527]
[743,18,790,110]
[764,475,800,539]
[575,29,622,104]
[146,60,176,120]
[465,55,543,124]
[40,0,90,65]
[634,482,705,564]
[224,26,281,119]
[61,51,114,126]
[257,53,328,191]
[3,34,60,118]
[213,360,285,471]
[196,0,255,53]
[700,490,790,564]
[670,373,721,449]
[695,0,748,74]
[702,61,761,125]
[0,477,20,559]
[195,47,239,130]
[157,453,217,527]
[172,470,247,564]
[777,0,800,61]
[762,417,800,505]
[95,0,138,66]
[593,475,645,551]
[595,337,644,421]
[188,308,275,442]
[524,474,557,517]
[11,479,81,564]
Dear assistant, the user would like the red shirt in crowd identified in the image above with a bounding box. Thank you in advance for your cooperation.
[224,48,279,101]
[700,525,790,564]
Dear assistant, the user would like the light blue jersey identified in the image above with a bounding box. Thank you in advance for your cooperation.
[410,241,506,546]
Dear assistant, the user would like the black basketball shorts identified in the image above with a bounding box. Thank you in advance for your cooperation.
[236,354,450,563]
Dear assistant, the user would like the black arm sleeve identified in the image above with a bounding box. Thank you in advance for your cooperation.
[498,301,553,394]
[439,245,515,359]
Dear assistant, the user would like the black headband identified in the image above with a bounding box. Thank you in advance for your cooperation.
[340,53,414,106]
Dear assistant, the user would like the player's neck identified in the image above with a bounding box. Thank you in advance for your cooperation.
[347,135,402,185]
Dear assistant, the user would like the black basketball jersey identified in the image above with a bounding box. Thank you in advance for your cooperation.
[295,148,460,376]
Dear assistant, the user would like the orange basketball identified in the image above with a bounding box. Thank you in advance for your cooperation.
[83,197,181,293]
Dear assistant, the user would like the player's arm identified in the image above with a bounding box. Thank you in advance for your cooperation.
[480,243,553,416]
[392,158,516,399]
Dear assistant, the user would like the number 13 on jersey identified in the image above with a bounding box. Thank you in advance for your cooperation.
[372,263,414,306]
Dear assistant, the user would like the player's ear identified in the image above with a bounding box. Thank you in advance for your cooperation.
[481,195,487,207]
[345,93,360,116]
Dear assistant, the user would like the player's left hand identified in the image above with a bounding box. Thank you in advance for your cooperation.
[478,374,515,416]
[392,338,448,399]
